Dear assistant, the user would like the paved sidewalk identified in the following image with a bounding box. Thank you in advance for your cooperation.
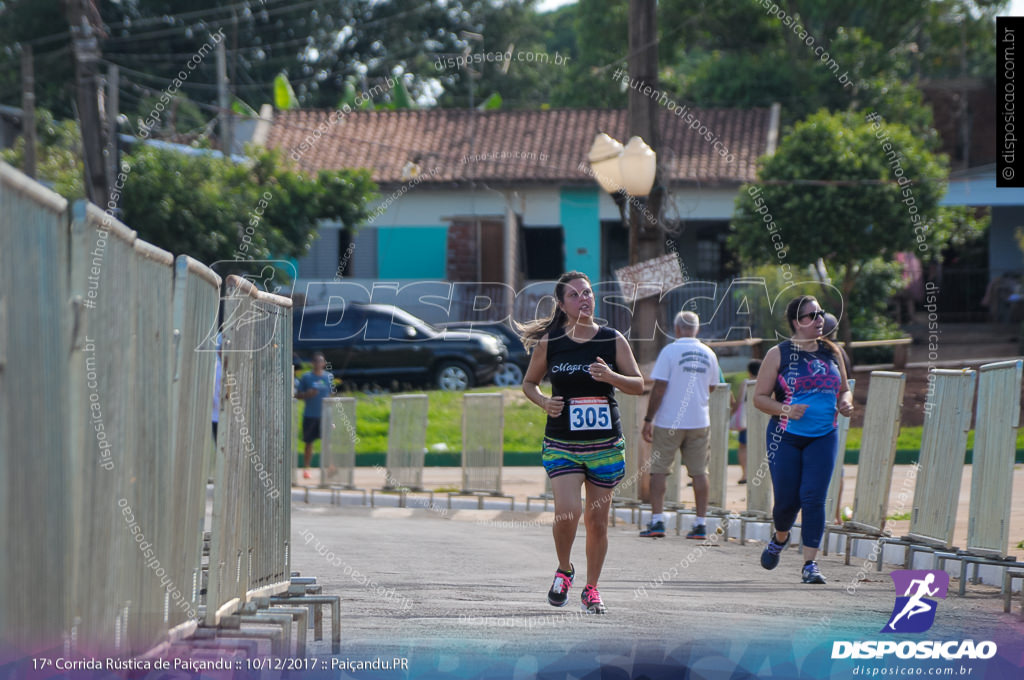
[294,464,1024,561]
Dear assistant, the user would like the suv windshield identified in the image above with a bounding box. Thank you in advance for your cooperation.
[387,306,438,337]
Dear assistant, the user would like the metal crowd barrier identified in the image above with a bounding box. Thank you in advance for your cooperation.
[904,369,976,549]
[877,369,975,570]
[837,372,905,538]
[671,382,733,537]
[124,237,176,654]
[967,360,1022,558]
[371,394,433,507]
[525,474,556,511]
[705,383,731,515]
[321,397,366,504]
[1,163,310,660]
[70,201,154,654]
[934,360,1022,597]
[821,378,855,555]
[206,275,293,627]
[609,392,643,525]
[827,372,904,562]
[168,255,222,640]
[0,163,72,655]
[739,380,772,544]
[446,393,513,508]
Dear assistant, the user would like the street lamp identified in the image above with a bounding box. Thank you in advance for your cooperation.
[587,133,657,199]
[587,132,663,362]
[587,133,658,266]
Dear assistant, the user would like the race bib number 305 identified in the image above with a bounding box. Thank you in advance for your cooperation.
[569,397,611,431]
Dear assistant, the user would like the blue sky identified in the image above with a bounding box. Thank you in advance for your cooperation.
[539,0,1024,17]
[537,0,575,11]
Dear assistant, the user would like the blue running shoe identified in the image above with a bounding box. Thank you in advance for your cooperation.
[686,523,707,540]
[802,561,826,584]
[639,520,666,538]
[760,533,789,570]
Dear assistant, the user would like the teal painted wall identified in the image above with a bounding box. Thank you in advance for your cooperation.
[559,188,601,281]
[377,226,448,278]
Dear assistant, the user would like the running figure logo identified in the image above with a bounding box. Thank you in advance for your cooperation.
[882,570,949,634]
[808,359,828,376]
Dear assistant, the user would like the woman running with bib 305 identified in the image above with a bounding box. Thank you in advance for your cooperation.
[520,271,644,614]
[753,295,853,584]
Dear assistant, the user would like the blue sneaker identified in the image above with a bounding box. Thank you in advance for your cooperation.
[639,520,666,538]
[685,523,707,540]
[760,533,789,570]
[802,561,826,584]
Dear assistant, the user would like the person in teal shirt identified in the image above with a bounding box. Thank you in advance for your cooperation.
[297,352,335,478]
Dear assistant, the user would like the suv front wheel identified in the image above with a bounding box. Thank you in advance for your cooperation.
[436,361,473,391]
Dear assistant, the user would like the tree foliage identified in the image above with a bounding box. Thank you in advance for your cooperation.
[119,145,375,267]
[547,0,627,108]
[0,0,564,121]
[729,109,987,340]
[1,111,376,269]
[1,0,1002,122]
[0,109,84,198]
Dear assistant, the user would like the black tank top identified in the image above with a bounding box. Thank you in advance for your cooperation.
[544,326,621,440]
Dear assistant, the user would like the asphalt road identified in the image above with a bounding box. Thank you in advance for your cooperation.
[288,504,1024,678]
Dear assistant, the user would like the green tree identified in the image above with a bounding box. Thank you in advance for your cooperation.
[120,145,375,268]
[0,109,84,197]
[0,0,548,120]
[544,0,995,114]
[432,0,566,110]
[1,112,376,269]
[548,0,628,108]
[729,110,985,344]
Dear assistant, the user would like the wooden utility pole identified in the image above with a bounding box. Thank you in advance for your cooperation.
[627,0,666,364]
[217,41,233,154]
[20,46,36,178]
[67,0,108,205]
[106,63,119,202]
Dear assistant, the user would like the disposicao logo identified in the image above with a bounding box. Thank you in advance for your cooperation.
[831,569,997,661]
[882,569,948,634]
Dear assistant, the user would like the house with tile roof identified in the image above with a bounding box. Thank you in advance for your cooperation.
[250,105,779,322]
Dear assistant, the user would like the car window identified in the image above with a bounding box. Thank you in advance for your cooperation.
[364,315,393,341]
[296,310,363,342]
[390,307,437,336]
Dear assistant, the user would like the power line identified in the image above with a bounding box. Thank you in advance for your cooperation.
[103,35,316,61]
[102,0,326,44]
[101,0,295,32]
[17,0,296,49]
[106,60,324,94]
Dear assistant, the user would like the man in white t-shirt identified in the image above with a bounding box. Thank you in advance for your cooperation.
[640,311,722,539]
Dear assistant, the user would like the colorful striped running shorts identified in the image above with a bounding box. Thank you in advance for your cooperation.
[541,435,626,488]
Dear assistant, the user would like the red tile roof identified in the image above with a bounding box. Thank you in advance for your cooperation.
[263,107,774,187]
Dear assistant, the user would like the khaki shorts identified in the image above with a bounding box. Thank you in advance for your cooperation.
[649,426,710,477]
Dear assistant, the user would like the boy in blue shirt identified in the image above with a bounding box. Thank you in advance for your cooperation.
[297,352,335,479]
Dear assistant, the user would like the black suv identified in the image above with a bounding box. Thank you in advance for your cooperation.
[437,321,529,387]
[293,303,507,391]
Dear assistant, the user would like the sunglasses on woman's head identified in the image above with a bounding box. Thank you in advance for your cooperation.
[798,310,826,321]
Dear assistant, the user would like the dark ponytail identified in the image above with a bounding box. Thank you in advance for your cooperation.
[516,271,589,353]
[785,295,849,389]
[819,336,850,390]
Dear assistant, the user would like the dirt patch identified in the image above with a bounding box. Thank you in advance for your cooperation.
[850,356,1022,429]
[849,365,933,428]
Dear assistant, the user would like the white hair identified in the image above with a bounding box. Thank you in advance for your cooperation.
[674,310,699,336]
